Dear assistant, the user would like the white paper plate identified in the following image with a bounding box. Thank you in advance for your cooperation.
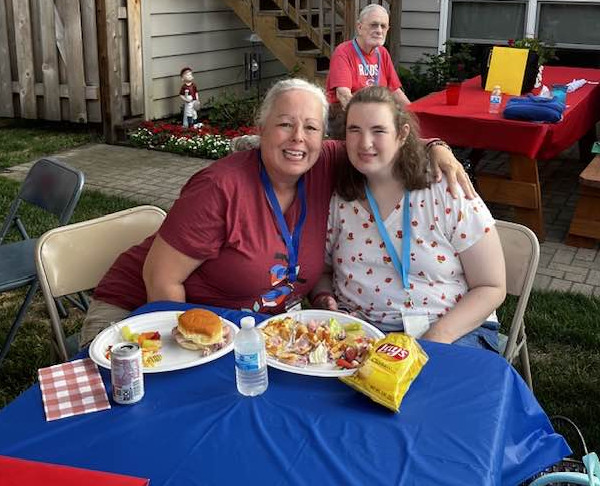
[89,310,238,373]
[257,310,385,377]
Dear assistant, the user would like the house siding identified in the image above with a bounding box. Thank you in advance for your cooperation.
[144,0,287,120]
[398,0,442,67]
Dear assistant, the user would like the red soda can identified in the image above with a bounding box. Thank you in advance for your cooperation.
[110,342,144,404]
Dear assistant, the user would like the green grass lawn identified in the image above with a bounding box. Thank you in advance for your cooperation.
[0,119,101,169]
[497,293,600,455]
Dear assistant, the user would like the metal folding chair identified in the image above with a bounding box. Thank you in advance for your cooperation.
[496,220,540,391]
[35,205,166,362]
[0,158,85,366]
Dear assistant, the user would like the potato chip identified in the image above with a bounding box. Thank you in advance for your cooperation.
[340,333,428,412]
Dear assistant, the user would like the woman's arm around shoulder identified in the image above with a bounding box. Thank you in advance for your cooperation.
[425,140,476,199]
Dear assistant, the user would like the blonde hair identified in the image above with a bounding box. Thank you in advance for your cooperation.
[256,78,329,130]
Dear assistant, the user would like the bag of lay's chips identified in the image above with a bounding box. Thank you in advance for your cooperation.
[340,333,428,412]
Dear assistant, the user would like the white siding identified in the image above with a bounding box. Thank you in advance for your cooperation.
[398,0,442,67]
[144,0,287,120]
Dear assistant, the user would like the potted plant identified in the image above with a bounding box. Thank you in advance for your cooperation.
[508,38,556,66]
[443,42,475,105]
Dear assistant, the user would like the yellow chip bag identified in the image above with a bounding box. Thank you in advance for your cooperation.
[340,333,428,412]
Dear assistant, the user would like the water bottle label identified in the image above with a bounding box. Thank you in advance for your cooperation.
[490,95,501,103]
[235,351,260,371]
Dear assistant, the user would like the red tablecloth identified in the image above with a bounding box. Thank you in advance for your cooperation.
[409,66,600,160]
[0,455,148,486]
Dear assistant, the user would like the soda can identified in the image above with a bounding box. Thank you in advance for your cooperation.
[110,342,144,405]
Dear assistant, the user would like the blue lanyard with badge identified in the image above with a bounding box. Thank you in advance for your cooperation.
[352,38,380,86]
[259,151,307,311]
[364,183,430,337]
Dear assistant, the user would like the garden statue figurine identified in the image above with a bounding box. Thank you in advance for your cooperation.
[179,67,200,128]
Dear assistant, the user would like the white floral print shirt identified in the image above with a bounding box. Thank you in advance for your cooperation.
[325,176,497,331]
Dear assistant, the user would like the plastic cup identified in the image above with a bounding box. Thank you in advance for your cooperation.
[552,84,567,104]
[446,82,461,105]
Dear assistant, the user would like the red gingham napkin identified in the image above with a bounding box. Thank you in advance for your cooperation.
[38,358,111,421]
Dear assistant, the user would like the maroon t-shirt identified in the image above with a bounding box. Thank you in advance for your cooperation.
[179,82,198,99]
[93,141,346,314]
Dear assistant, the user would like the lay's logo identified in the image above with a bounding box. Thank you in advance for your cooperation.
[376,343,409,360]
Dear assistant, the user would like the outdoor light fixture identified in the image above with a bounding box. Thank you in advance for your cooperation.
[244,33,263,95]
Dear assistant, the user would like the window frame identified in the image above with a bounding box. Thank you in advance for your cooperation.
[535,0,600,50]
[439,0,600,51]
[445,0,529,47]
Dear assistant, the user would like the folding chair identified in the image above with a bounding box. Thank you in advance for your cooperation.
[0,158,84,366]
[35,205,167,362]
[496,220,540,391]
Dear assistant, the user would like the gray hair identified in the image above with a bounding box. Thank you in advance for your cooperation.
[357,3,389,23]
[256,78,329,130]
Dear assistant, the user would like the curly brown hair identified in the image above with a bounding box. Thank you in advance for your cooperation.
[336,86,430,201]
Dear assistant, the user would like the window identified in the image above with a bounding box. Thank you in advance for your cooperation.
[537,2,600,49]
[444,0,600,50]
[448,1,527,43]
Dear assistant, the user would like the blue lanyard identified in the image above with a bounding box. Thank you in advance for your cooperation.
[258,152,307,283]
[352,38,380,86]
[364,184,411,290]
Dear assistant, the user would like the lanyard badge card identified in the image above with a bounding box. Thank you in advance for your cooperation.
[259,153,307,312]
[365,184,430,338]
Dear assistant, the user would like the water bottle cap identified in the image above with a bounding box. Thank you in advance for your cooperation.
[240,316,256,329]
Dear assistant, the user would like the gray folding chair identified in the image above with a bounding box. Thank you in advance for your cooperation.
[496,220,540,391]
[0,158,84,367]
[35,205,166,362]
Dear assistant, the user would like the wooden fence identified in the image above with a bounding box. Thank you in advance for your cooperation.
[0,0,142,142]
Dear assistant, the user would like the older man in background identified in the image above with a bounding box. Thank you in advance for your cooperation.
[325,3,410,138]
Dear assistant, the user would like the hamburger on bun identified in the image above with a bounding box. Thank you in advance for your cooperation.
[172,309,230,354]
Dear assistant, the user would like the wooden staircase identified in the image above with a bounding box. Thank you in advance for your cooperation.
[223,0,378,85]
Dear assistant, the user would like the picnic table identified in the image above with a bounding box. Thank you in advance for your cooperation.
[409,66,600,240]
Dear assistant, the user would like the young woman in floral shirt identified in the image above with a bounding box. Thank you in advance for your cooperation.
[312,87,506,350]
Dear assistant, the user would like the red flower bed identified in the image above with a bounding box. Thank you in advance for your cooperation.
[138,120,256,139]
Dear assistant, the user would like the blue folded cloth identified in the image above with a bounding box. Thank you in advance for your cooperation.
[503,94,566,123]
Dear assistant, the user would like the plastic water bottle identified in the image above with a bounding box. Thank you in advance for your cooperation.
[489,85,502,114]
[234,316,268,396]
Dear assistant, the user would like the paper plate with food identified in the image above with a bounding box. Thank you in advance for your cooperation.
[89,309,238,373]
[257,310,385,377]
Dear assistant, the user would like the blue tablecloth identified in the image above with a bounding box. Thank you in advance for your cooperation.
[0,302,570,485]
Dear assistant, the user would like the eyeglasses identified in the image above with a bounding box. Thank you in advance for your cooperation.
[366,22,389,31]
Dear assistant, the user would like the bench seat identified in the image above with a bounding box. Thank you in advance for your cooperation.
[567,155,600,248]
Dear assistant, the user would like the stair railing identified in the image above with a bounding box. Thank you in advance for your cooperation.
[246,0,394,59]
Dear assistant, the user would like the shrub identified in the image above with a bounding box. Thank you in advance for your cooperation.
[204,92,259,130]
[398,41,478,100]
